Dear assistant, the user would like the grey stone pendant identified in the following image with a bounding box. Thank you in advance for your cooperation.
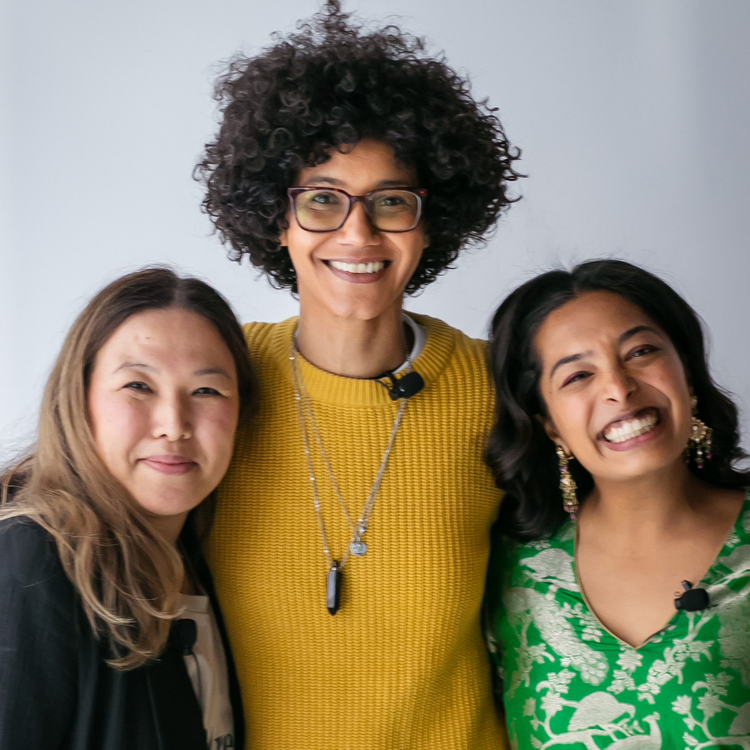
[326,561,342,616]
[349,540,367,557]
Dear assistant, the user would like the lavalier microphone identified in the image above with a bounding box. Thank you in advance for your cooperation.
[382,370,425,400]
[674,580,710,612]
[171,618,198,655]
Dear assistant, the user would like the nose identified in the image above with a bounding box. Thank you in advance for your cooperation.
[152,393,191,441]
[601,364,637,403]
[337,199,379,246]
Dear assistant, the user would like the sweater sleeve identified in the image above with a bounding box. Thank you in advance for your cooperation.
[0,518,78,749]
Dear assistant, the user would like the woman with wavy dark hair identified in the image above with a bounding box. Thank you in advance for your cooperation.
[485,259,750,748]
[0,268,252,750]
[194,2,521,748]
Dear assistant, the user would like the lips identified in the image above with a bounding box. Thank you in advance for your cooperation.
[140,455,196,476]
[328,260,386,274]
[600,407,661,446]
[323,259,391,284]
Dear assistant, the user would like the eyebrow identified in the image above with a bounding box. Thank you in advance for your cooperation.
[300,177,413,189]
[114,362,155,374]
[549,352,591,380]
[619,325,660,343]
[548,325,662,379]
[193,368,232,379]
[113,363,231,379]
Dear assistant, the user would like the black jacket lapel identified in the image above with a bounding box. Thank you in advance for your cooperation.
[145,641,207,750]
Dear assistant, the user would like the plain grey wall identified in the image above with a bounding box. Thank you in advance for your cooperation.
[2,0,750,457]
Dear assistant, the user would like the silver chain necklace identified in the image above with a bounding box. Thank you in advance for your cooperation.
[289,331,409,615]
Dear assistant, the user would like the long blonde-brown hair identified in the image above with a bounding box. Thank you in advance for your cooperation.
[0,268,253,669]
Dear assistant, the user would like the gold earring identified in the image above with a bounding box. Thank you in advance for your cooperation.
[688,395,713,469]
[556,446,579,519]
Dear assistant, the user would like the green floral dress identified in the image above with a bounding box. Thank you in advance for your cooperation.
[488,491,750,749]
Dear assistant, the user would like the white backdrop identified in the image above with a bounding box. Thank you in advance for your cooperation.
[2,0,750,457]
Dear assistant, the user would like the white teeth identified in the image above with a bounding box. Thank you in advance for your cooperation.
[329,260,385,274]
[604,413,658,443]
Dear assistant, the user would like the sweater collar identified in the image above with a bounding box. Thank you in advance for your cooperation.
[267,313,456,406]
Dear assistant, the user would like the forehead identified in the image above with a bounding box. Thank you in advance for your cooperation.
[296,139,417,189]
[96,308,232,369]
[536,291,660,361]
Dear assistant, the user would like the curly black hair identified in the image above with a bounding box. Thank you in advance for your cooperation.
[485,259,750,541]
[195,0,522,294]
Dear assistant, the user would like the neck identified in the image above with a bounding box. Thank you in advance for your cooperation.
[296,303,409,379]
[148,511,187,548]
[583,461,701,537]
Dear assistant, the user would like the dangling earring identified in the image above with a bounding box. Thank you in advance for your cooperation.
[556,446,579,519]
[688,395,713,469]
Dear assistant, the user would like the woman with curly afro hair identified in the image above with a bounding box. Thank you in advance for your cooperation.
[196,3,521,749]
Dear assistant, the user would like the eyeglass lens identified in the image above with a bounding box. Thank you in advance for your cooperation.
[294,189,421,232]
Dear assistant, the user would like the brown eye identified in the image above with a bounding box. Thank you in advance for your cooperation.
[629,345,659,359]
[194,387,221,396]
[124,381,151,392]
[562,372,590,387]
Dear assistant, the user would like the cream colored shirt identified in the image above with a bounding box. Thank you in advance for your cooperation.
[179,593,234,749]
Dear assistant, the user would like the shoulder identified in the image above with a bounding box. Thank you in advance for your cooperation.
[409,313,488,367]
[243,317,297,351]
[242,317,298,375]
[410,313,487,355]
[0,516,69,592]
[408,313,491,403]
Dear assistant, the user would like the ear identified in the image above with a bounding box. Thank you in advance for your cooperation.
[538,414,571,456]
[422,234,430,251]
[279,227,288,247]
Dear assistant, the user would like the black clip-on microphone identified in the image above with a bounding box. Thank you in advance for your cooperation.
[171,618,198,656]
[382,370,425,400]
[674,580,710,612]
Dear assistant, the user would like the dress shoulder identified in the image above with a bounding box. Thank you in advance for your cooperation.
[0,516,70,592]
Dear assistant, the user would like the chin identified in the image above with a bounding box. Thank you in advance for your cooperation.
[143,500,200,519]
[607,454,683,481]
[134,487,203,517]
[326,296,397,322]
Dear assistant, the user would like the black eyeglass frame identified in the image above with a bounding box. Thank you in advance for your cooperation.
[287,186,428,233]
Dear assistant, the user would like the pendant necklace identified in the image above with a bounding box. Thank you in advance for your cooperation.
[290,330,409,615]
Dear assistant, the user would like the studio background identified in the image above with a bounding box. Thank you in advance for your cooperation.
[2,0,749,457]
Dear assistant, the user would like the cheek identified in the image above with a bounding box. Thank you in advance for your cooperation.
[195,405,240,470]
[284,221,317,270]
[88,392,146,471]
[654,358,690,398]
[396,233,426,272]
[549,394,596,453]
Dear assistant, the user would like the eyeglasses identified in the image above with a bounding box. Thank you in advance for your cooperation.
[287,187,427,233]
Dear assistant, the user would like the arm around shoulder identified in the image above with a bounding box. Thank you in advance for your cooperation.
[0,518,79,749]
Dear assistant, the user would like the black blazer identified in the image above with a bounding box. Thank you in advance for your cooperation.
[0,517,245,750]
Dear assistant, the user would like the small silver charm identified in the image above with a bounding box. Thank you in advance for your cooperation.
[349,540,368,557]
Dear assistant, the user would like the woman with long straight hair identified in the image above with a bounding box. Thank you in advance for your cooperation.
[0,268,252,750]
[485,259,750,748]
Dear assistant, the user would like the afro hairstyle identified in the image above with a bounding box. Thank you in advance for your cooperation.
[196,0,523,294]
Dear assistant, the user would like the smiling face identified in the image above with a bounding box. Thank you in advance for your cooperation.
[280,139,429,321]
[87,308,241,541]
[535,291,693,483]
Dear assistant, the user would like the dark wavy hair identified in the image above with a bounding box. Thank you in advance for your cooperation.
[486,259,750,541]
[195,0,522,294]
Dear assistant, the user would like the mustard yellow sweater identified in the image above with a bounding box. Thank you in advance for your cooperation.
[206,314,505,750]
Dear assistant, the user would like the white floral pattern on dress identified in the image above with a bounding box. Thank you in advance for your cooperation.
[492,492,750,749]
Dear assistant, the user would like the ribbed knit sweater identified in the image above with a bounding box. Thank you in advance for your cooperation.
[206,314,505,750]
